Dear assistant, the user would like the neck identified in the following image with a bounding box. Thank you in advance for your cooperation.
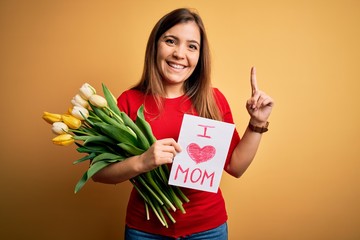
[164,84,184,98]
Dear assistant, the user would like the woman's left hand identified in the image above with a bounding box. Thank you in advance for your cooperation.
[246,67,274,125]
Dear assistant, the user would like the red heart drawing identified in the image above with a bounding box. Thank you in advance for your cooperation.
[187,143,216,164]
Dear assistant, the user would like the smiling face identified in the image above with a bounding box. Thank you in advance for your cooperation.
[156,21,201,97]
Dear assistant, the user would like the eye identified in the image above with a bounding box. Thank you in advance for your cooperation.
[165,38,176,45]
[189,44,198,51]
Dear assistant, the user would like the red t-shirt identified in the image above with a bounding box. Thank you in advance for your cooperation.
[117,88,240,238]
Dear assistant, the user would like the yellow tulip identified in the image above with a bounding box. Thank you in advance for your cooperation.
[89,94,107,108]
[67,106,73,115]
[62,114,82,129]
[52,133,74,146]
[42,111,62,124]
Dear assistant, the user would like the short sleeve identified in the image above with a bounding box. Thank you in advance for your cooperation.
[117,89,144,120]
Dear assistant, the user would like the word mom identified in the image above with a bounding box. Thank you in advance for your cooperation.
[174,164,215,187]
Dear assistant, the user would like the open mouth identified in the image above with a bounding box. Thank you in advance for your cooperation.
[167,61,186,70]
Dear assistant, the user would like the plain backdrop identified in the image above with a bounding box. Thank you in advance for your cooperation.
[1,0,359,239]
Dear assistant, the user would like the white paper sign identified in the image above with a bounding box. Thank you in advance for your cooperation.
[168,114,235,193]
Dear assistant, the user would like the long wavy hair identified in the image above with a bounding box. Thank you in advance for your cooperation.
[133,8,222,120]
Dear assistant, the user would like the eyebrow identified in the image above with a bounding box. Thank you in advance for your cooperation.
[163,34,201,47]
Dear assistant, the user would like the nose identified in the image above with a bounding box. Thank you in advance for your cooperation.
[173,45,185,59]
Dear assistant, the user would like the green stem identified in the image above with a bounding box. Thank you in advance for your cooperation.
[137,175,164,205]
[168,187,186,213]
[69,129,93,136]
[148,196,167,227]
[156,203,168,228]
[130,179,149,203]
[162,205,176,224]
[145,172,176,212]
[174,186,190,203]
[145,202,150,220]
[131,179,165,225]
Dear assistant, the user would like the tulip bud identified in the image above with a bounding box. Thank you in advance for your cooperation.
[52,122,69,134]
[67,106,73,115]
[71,94,89,108]
[79,83,96,100]
[89,94,108,108]
[52,133,74,146]
[62,114,82,129]
[42,112,62,124]
[71,105,89,120]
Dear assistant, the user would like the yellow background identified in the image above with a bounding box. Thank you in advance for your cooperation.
[1,0,359,239]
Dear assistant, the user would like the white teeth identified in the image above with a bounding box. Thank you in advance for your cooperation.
[169,63,185,69]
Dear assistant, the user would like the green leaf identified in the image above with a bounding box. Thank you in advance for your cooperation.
[120,111,150,150]
[93,122,138,146]
[73,152,97,165]
[102,83,122,116]
[83,135,116,145]
[87,160,112,177]
[89,102,123,127]
[74,160,111,193]
[117,142,145,156]
[76,144,109,154]
[74,171,89,193]
[135,105,157,145]
[91,152,125,165]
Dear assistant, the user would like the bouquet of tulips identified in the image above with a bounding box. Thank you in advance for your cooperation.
[42,83,189,227]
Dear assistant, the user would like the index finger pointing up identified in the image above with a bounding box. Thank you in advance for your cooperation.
[251,66,258,96]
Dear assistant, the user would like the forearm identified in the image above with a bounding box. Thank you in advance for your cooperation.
[226,67,273,178]
[91,138,181,184]
[226,126,263,178]
[92,155,143,184]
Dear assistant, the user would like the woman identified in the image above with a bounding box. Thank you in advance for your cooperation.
[93,8,274,239]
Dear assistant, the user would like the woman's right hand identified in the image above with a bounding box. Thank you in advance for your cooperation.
[138,138,182,173]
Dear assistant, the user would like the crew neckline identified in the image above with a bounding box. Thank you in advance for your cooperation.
[164,94,185,100]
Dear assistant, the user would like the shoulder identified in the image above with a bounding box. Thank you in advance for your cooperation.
[212,87,236,124]
[212,87,227,102]
[118,89,144,100]
[212,87,230,111]
[117,89,145,117]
